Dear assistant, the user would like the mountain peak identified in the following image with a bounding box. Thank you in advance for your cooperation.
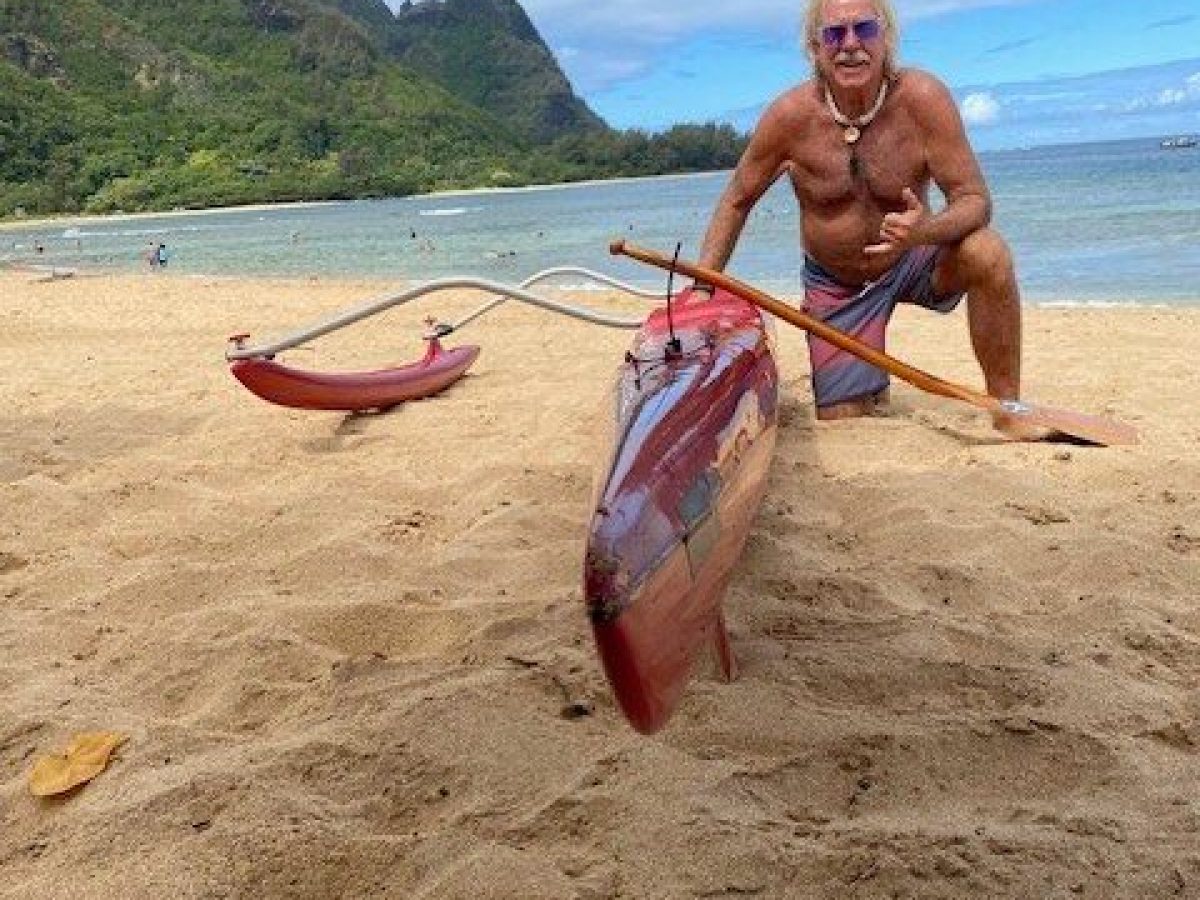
[389,0,605,142]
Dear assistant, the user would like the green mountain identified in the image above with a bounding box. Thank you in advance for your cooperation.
[388,0,605,142]
[0,0,744,216]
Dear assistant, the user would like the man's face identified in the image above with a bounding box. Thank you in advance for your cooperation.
[813,0,886,91]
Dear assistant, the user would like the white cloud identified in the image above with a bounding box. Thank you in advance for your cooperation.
[523,0,1045,91]
[1123,70,1200,111]
[1157,71,1200,105]
[385,0,1046,92]
[518,0,1040,42]
[961,91,1001,125]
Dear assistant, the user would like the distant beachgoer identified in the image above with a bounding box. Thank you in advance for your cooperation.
[143,242,159,270]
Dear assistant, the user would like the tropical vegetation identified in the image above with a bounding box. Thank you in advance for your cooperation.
[0,0,747,218]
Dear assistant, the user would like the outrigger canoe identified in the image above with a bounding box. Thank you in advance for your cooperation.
[584,287,779,734]
[226,246,1135,739]
[225,266,781,735]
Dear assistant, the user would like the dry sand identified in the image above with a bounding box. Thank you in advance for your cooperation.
[1,270,1198,899]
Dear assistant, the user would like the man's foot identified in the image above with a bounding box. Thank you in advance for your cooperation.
[816,390,890,421]
[992,401,1056,442]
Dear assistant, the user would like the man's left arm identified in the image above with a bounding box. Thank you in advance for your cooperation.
[866,73,991,256]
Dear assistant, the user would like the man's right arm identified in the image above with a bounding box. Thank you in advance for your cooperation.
[693,96,795,293]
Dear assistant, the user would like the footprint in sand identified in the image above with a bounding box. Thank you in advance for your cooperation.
[1168,525,1198,554]
[1005,501,1071,525]
[382,509,438,540]
[0,551,29,575]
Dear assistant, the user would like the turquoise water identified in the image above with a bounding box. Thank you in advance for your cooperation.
[3,138,1197,304]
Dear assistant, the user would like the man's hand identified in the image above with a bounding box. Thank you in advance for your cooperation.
[864,187,927,257]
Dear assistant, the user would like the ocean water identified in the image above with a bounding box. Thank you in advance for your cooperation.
[3,138,1197,305]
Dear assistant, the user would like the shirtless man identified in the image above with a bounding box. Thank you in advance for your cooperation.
[694,0,1038,438]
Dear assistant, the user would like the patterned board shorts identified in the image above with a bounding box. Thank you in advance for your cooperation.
[803,246,964,408]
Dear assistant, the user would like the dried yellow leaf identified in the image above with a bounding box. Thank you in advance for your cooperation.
[28,731,127,797]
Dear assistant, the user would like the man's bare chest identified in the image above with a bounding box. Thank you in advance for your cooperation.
[788,120,928,211]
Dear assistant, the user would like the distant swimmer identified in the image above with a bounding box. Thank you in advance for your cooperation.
[142,241,169,269]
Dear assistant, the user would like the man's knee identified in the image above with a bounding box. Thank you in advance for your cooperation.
[954,228,1014,287]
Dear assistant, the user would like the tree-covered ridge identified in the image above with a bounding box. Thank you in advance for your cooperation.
[0,0,747,217]
[389,0,605,142]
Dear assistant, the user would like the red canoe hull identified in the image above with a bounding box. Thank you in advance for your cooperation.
[584,289,779,734]
[230,339,480,411]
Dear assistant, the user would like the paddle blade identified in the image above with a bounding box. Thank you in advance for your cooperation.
[998,400,1139,446]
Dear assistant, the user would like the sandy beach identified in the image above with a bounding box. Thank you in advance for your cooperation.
[1,270,1198,898]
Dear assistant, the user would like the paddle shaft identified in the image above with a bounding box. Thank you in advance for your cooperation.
[611,240,1002,415]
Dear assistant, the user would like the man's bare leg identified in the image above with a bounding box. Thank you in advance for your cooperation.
[934,228,1051,440]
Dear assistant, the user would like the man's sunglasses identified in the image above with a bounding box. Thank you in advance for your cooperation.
[820,18,882,47]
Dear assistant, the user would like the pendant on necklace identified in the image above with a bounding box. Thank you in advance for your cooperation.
[843,126,861,144]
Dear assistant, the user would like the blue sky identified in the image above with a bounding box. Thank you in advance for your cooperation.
[495,0,1200,149]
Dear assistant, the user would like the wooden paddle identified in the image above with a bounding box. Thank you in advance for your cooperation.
[611,240,1139,447]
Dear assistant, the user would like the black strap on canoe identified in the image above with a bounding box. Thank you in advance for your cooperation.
[664,242,683,358]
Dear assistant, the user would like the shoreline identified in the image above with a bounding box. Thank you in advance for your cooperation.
[4,265,1197,309]
[3,133,1184,235]
[0,198,350,233]
[0,170,729,234]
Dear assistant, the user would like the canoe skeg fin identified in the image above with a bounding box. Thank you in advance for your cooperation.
[711,611,738,683]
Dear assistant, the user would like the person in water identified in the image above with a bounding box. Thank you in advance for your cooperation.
[692,0,1042,440]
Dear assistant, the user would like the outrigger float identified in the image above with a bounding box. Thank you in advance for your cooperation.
[226,267,659,411]
[227,242,1136,736]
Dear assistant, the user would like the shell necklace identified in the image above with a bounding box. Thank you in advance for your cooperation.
[824,79,889,144]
